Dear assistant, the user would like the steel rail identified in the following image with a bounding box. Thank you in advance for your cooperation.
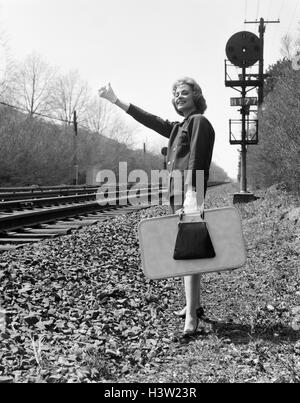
[0,181,229,201]
[0,184,128,192]
[0,189,168,232]
[0,184,157,201]
[0,187,161,211]
[0,181,230,233]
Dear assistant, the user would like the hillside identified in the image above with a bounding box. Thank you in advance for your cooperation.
[0,105,229,186]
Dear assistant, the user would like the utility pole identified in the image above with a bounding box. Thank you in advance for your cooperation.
[73,110,79,186]
[245,18,280,106]
[241,67,247,193]
[161,147,167,170]
[143,142,146,165]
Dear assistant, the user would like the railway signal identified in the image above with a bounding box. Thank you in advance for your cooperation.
[225,18,279,203]
[225,31,261,68]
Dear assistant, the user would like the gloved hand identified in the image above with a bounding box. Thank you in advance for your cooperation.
[98,82,118,103]
[183,189,204,214]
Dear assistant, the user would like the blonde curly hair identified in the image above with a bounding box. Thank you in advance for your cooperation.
[172,77,207,116]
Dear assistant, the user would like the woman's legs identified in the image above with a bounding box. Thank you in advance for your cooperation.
[169,196,201,333]
[174,274,203,317]
[183,274,201,333]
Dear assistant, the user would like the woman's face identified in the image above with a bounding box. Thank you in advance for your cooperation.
[173,84,196,116]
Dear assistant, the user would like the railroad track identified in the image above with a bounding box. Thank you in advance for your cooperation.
[0,184,131,201]
[0,181,229,251]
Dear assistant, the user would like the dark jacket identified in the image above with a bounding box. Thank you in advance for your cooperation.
[127,104,215,199]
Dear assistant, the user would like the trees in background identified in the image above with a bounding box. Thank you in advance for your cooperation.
[0,105,164,186]
[84,96,136,147]
[0,34,17,105]
[51,70,90,124]
[85,96,111,135]
[0,100,229,186]
[0,49,141,185]
[0,49,230,186]
[246,28,300,192]
[247,57,300,191]
[9,52,57,116]
[209,162,229,183]
[0,107,73,185]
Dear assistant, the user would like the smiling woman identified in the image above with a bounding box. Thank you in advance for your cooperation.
[98,77,215,338]
[172,77,207,117]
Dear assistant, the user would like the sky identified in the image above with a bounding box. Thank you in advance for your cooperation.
[0,0,299,179]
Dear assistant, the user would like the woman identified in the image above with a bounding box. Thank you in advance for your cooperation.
[98,77,215,336]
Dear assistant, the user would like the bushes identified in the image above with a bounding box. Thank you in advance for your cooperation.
[0,106,165,186]
[247,60,300,192]
[0,104,230,186]
[0,109,73,185]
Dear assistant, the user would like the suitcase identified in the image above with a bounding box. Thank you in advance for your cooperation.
[138,207,247,279]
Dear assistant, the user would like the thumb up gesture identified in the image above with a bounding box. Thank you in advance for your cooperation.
[98,82,118,104]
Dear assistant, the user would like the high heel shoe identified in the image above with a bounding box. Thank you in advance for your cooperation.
[182,317,199,338]
[174,306,205,319]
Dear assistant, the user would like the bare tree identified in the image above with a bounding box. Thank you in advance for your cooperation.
[293,22,300,55]
[50,70,90,124]
[83,95,137,148]
[10,52,57,116]
[280,34,294,60]
[105,112,136,148]
[84,96,111,134]
[0,33,17,104]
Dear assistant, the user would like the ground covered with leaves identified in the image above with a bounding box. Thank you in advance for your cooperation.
[0,183,299,383]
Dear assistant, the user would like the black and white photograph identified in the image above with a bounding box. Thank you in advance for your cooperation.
[0,0,299,386]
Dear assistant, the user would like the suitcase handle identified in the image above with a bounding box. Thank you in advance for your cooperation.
[178,208,205,221]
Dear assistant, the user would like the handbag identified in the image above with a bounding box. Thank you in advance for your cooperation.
[173,209,216,260]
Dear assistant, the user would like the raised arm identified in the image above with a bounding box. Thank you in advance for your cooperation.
[98,83,173,138]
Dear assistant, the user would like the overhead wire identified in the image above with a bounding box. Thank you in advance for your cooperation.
[287,0,300,35]
[0,100,72,124]
[267,0,273,19]
[0,99,100,134]
[256,0,260,20]
[267,0,285,64]
[278,0,286,17]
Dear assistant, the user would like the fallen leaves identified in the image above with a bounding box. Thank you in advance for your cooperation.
[291,307,300,331]
[0,184,299,383]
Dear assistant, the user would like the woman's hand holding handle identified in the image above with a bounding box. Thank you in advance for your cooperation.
[183,190,204,215]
